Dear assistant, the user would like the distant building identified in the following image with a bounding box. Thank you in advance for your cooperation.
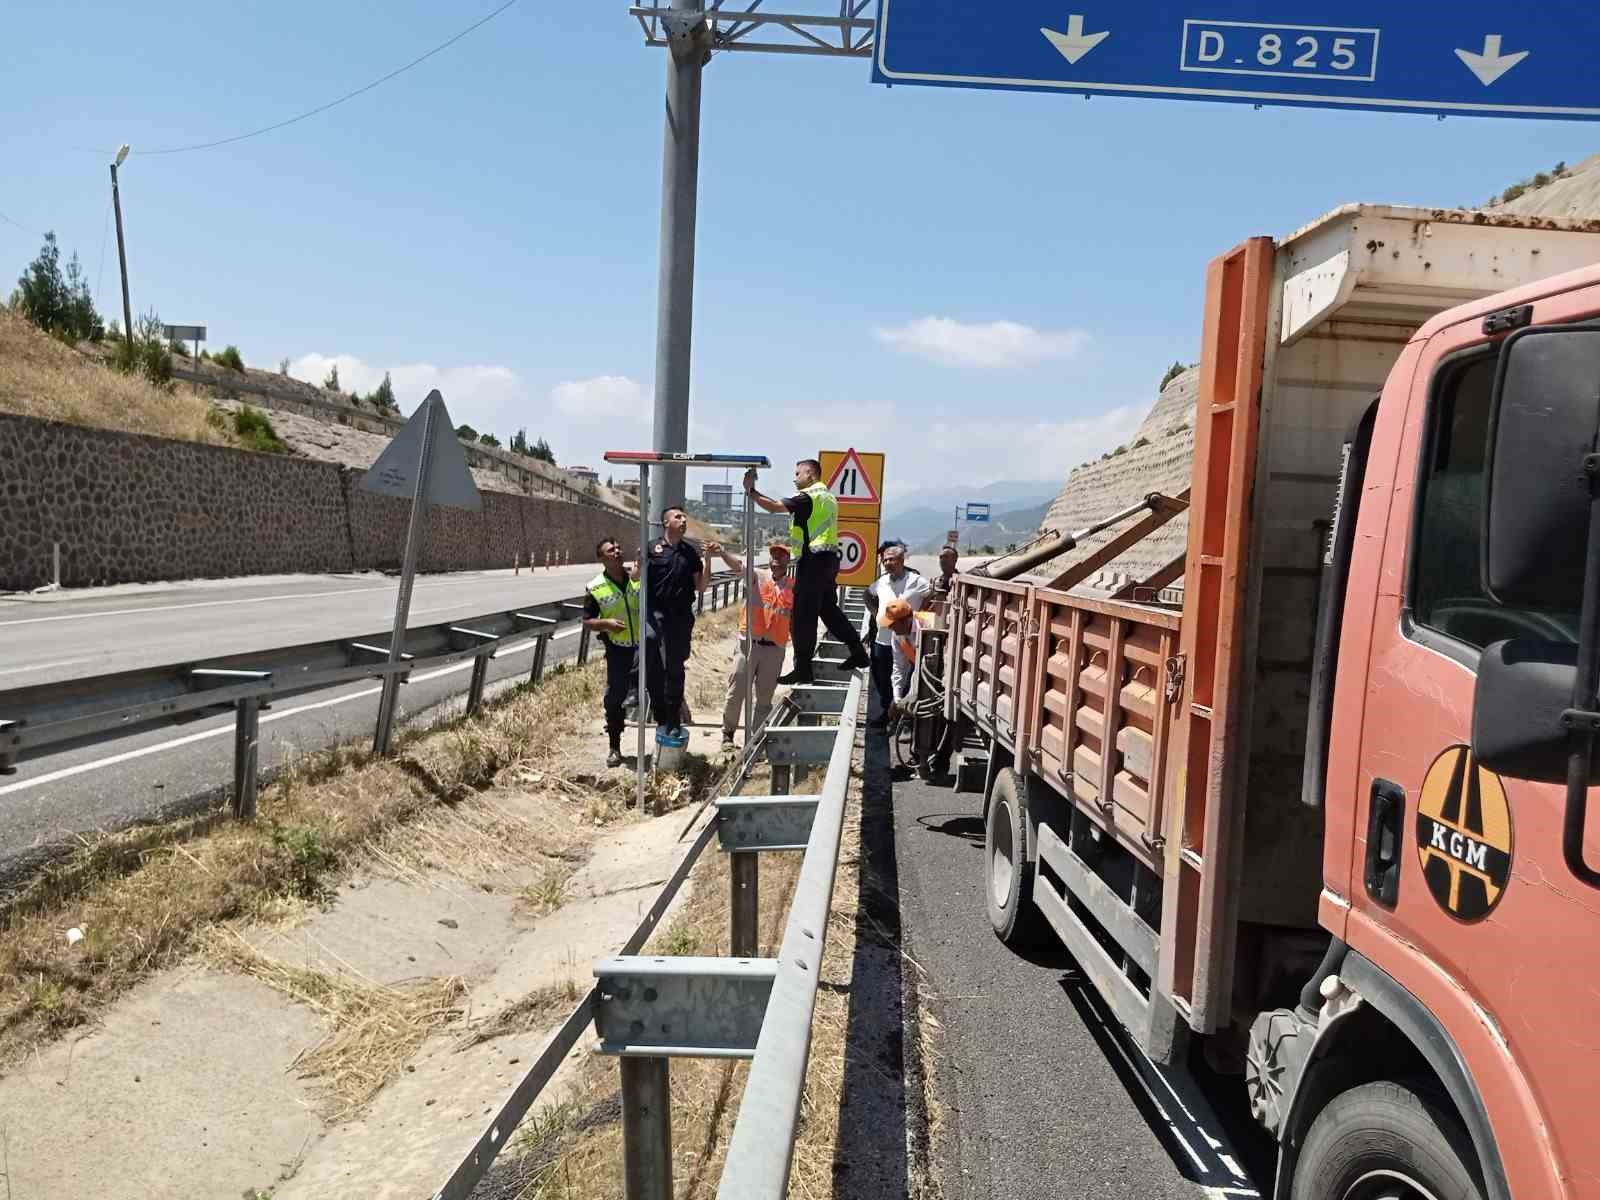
[702,483,734,518]
[616,478,640,495]
[568,465,601,484]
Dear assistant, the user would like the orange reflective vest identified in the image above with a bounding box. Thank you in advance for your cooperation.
[738,569,795,644]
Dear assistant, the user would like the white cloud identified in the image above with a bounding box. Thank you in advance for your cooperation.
[552,375,648,420]
[789,402,896,441]
[874,317,1091,369]
[288,353,518,414]
[920,404,1144,483]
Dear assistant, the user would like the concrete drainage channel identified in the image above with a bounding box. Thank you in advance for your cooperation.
[432,591,871,1200]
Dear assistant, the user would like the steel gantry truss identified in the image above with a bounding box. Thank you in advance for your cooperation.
[630,1,876,58]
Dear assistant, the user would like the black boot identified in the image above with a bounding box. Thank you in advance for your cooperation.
[777,666,814,685]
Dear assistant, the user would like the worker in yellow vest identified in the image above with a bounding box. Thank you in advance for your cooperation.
[744,460,870,684]
[717,539,796,751]
[582,537,642,768]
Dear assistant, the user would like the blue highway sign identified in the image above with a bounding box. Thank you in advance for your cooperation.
[872,1,1600,121]
[966,503,992,523]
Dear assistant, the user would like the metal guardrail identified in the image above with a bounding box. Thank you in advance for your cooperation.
[430,590,872,1200]
[0,571,750,815]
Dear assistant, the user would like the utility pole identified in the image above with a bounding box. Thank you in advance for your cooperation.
[648,2,711,535]
[110,145,133,350]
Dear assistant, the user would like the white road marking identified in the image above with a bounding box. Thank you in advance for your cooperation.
[0,627,581,797]
[0,656,94,677]
[0,570,585,629]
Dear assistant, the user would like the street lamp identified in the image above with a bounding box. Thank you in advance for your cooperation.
[109,144,132,350]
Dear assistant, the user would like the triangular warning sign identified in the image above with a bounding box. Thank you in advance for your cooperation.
[362,390,481,511]
[826,447,880,504]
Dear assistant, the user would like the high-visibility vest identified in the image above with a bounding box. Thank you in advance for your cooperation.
[739,569,795,644]
[789,483,839,558]
[588,571,641,647]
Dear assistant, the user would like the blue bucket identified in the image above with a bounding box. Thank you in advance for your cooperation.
[654,726,689,773]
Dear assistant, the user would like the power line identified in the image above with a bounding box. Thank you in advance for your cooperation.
[0,209,44,238]
[136,0,521,157]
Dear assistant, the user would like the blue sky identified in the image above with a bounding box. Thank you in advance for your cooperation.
[4,1,1595,503]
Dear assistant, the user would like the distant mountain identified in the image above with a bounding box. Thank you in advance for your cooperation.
[881,480,1059,548]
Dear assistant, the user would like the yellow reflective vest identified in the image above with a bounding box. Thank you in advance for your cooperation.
[789,482,839,558]
[588,571,641,647]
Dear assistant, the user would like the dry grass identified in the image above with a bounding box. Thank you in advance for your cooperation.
[0,609,743,1074]
[201,927,466,1122]
[0,307,236,445]
[476,745,871,1200]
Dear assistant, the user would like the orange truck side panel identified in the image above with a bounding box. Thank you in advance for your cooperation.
[1157,237,1274,1033]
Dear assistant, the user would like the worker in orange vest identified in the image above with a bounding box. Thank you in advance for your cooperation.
[718,539,796,751]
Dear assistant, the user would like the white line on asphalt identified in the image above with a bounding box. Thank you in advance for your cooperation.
[0,656,95,677]
[0,571,584,629]
[0,628,582,797]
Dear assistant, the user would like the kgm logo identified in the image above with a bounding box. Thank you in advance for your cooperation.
[1414,745,1513,922]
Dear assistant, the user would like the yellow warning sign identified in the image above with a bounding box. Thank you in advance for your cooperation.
[836,518,880,588]
[1414,745,1513,922]
[821,448,886,519]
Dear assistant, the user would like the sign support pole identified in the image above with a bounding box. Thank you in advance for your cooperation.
[742,496,756,746]
[636,463,652,813]
[374,401,435,755]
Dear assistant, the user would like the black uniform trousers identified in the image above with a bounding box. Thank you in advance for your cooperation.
[646,609,695,727]
[791,551,866,672]
[602,641,638,745]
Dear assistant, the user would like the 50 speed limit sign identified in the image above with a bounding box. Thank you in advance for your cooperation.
[836,519,879,587]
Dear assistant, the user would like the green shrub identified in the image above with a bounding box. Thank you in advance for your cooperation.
[367,371,397,411]
[214,344,245,372]
[233,405,289,454]
[269,822,337,901]
[110,311,174,390]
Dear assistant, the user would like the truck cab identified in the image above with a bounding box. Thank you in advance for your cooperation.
[945,206,1600,1199]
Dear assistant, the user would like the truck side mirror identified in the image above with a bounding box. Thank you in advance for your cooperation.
[1480,324,1600,888]
[1483,326,1600,609]
[1472,640,1596,783]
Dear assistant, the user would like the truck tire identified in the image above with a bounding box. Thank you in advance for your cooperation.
[984,769,1044,946]
[1291,1079,1484,1200]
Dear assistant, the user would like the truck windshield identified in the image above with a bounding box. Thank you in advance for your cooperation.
[1412,352,1581,650]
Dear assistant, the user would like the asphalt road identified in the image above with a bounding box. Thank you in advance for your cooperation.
[884,757,1274,1199]
[0,567,737,881]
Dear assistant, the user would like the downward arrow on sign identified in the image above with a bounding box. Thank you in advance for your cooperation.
[1455,34,1529,86]
[1041,14,1110,65]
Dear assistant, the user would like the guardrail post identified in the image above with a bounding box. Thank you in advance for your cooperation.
[731,851,759,956]
[578,626,593,665]
[232,697,261,820]
[466,653,491,716]
[530,633,551,684]
[621,1056,673,1200]
[697,588,705,615]
[771,764,791,793]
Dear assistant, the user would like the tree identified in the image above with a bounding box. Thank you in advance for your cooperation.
[10,233,103,343]
[478,432,501,448]
[509,428,531,456]
[278,357,290,376]
[1159,360,1189,392]
[368,371,397,411]
[530,436,555,464]
[323,363,341,392]
[455,423,479,442]
[110,309,174,390]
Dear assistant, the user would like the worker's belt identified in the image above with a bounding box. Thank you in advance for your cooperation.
[755,638,779,647]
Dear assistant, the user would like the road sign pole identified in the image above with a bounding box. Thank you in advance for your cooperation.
[636,464,651,812]
[742,494,756,743]
[649,0,708,537]
[373,401,436,755]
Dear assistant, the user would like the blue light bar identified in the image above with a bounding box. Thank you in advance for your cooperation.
[603,451,770,468]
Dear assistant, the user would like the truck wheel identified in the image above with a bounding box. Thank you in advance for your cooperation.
[985,770,1044,946]
[1292,1079,1484,1200]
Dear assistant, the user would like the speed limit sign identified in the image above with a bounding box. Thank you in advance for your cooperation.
[836,519,879,587]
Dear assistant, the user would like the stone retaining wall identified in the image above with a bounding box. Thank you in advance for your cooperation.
[0,413,633,591]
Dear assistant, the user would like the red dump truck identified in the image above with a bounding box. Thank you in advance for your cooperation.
[945,204,1600,1200]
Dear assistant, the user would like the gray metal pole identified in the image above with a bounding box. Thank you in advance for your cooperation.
[648,1,707,534]
[109,163,133,351]
[620,1056,673,1200]
[373,402,436,754]
[636,464,651,812]
[232,697,260,820]
[730,851,759,957]
[742,499,756,742]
